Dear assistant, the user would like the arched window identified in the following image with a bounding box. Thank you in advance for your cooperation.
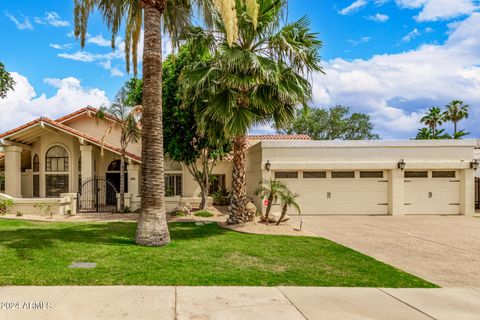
[46,146,69,172]
[107,160,127,172]
[45,146,69,197]
[33,154,39,172]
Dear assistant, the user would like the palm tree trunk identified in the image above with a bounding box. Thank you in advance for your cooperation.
[120,152,125,212]
[454,121,457,135]
[135,2,170,246]
[276,205,288,225]
[227,135,251,224]
[264,194,274,225]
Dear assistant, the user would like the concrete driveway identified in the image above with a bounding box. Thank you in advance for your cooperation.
[290,215,480,287]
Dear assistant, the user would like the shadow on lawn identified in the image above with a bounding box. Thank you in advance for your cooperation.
[0,221,228,256]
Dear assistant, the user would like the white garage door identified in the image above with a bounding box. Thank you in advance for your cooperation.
[276,170,389,215]
[404,170,460,215]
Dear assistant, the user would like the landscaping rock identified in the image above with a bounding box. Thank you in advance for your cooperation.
[172,201,192,215]
[261,211,290,223]
[246,202,257,217]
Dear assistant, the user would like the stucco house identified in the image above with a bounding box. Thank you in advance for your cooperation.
[0,107,478,216]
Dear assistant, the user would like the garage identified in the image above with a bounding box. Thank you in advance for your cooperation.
[404,170,460,215]
[275,170,389,215]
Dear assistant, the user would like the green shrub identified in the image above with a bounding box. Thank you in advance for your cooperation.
[15,211,23,217]
[0,199,13,215]
[170,211,186,217]
[211,188,230,206]
[194,210,214,218]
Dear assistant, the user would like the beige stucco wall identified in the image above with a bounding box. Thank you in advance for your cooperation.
[65,114,141,156]
[182,159,233,198]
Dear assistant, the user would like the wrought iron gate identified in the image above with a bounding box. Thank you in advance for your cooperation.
[78,177,117,213]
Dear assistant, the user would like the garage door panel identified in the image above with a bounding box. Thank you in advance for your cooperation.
[404,172,460,215]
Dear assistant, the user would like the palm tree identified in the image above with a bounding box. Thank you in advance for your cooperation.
[277,190,300,226]
[415,128,433,140]
[254,179,287,225]
[420,107,444,137]
[73,0,216,246]
[182,0,323,224]
[96,86,141,212]
[443,100,469,135]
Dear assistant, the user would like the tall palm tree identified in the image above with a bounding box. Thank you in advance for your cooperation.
[73,0,215,246]
[420,107,444,137]
[182,0,323,224]
[255,179,287,225]
[96,86,141,212]
[277,190,300,226]
[443,100,469,135]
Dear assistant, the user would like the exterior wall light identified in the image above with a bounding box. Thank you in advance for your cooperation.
[398,159,406,171]
[471,159,479,170]
[265,160,271,171]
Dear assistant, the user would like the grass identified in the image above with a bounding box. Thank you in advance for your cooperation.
[0,220,437,287]
[194,210,214,217]
[169,211,186,217]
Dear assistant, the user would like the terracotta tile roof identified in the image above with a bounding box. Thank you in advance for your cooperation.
[247,134,311,141]
[56,106,119,124]
[0,117,141,163]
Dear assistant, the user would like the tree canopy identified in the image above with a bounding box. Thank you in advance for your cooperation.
[279,106,379,140]
[0,62,15,99]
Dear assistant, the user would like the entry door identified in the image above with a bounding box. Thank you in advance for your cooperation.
[404,170,460,215]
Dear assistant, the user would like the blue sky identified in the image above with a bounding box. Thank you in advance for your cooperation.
[1,0,480,139]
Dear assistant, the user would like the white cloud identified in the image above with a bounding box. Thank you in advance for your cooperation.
[339,0,368,15]
[49,43,73,50]
[39,11,70,28]
[367,13,390,22]
[347,36,372,46]
[5,12,33,30]
[395,0,479,21]
[402,28,421,42]
[311,13,480,138]
[58,51,98,62]
[0,73,109,133]
[87,35,111,47]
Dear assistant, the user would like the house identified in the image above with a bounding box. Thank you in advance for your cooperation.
[0,107,478,216]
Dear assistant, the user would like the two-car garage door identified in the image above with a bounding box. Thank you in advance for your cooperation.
[275,169,461,215]
[276,170,389,215]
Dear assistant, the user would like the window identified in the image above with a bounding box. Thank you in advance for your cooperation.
[33,175,40,198]
[303,171,327,179]
[404,171,428,178]
[432,171,456,178]
[108,159,127,172]
[46,175,69,198]
[46,146,69,172]
[210,174,226,193]
[274,172,298,179]
[33,154,40,172]
[332,171,355,178]
[165,174,182,197]
[360,171,384,178]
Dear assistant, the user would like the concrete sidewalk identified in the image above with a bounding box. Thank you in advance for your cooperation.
[1,286,480,320]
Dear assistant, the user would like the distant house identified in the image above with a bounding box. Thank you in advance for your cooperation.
[0,107,477,216]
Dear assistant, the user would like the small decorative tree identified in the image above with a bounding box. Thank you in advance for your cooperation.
[277,190,301,226]
[255,179,288,225]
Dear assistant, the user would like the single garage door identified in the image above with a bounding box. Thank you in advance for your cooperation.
[404,170,460,215]
[275,170,389,215]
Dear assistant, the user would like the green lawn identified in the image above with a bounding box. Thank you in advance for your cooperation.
[0,220,437,287]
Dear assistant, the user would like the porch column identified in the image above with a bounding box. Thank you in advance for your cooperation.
[5,146,22,197]
[127,164,140,196]
[388,168,404,216]
[460,168,475,216]
[80,145,94,182]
